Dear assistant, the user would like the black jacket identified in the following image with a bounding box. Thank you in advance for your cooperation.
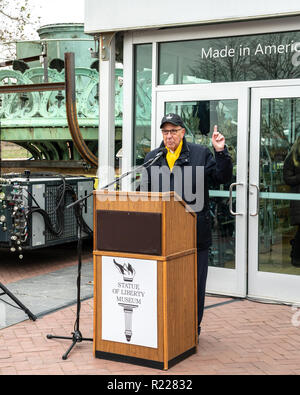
[141,137,233,250]
[283,151,300,226]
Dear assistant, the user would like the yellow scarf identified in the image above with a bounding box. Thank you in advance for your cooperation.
[166,140,183,171]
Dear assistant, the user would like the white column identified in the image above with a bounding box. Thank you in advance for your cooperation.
[121,32,134,191]
[98,33,116,190]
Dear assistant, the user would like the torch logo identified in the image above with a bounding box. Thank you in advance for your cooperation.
[114,259,138,342]
[113,259,136,282]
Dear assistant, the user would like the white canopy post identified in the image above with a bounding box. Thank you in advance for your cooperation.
[98,32,116,190]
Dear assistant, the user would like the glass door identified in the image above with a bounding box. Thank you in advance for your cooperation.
[249,86,300,304]
[157,85,249,297]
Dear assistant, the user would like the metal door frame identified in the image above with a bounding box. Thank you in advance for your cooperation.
[248,85,300,304]
[156,85,249,297]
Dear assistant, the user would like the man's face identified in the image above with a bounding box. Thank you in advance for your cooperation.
[161,122,185,152]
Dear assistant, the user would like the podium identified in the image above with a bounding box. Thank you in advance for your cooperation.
[93,191,198,370]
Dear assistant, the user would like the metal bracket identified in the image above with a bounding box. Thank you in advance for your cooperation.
[100,33,116,61]
[89,35,100,59]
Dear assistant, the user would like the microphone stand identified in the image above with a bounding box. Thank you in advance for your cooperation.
[46,149,165,360]
[46,200,93,360]
[0,282,37,322]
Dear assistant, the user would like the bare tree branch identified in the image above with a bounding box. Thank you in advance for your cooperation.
[0,0,40,60]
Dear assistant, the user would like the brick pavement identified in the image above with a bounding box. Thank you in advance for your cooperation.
[1,242,300,375]
[0,295,299,375]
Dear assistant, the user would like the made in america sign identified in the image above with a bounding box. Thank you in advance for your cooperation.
[101,256,158,348]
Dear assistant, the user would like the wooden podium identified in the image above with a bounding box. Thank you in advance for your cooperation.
[93,190,198,370]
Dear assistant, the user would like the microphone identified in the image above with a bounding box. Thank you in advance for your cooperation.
[158,147,168,156]
[67,148,168,209]
[146,147,167,167]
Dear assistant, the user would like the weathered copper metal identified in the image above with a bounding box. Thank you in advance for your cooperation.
[0,51,99,168]
[0,82,65,94]
[64,52,98,167]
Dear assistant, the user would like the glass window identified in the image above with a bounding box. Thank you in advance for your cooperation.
[159,31,300,85]
[133,44,152,166]
[259,97,300,275]
[165,100,237,269]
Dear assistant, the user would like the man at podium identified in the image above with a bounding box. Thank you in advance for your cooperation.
[141,113,233,336]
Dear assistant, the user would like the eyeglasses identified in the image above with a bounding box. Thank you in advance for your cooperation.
[161,128,182,135]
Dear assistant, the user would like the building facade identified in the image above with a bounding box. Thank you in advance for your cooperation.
[84,0,300,303]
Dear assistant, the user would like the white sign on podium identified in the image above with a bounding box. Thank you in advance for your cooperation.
[102,256,158,349]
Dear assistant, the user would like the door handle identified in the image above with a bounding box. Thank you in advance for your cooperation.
[229,183,243,216]
[250,184,260,217]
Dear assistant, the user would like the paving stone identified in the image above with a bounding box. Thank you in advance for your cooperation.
[1,245,300,375]
[0,262,93,329]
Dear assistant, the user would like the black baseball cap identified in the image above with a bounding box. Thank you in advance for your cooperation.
[160,113,185,129]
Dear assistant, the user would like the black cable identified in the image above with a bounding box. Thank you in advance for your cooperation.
[26,207,63,237]
[25,176,69,237]
[61,182,93,236]
[25,180,92,238]
[21,172,93,239]
[24,190,40,208]
[73,200,93,236]
[48,175,66,216]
